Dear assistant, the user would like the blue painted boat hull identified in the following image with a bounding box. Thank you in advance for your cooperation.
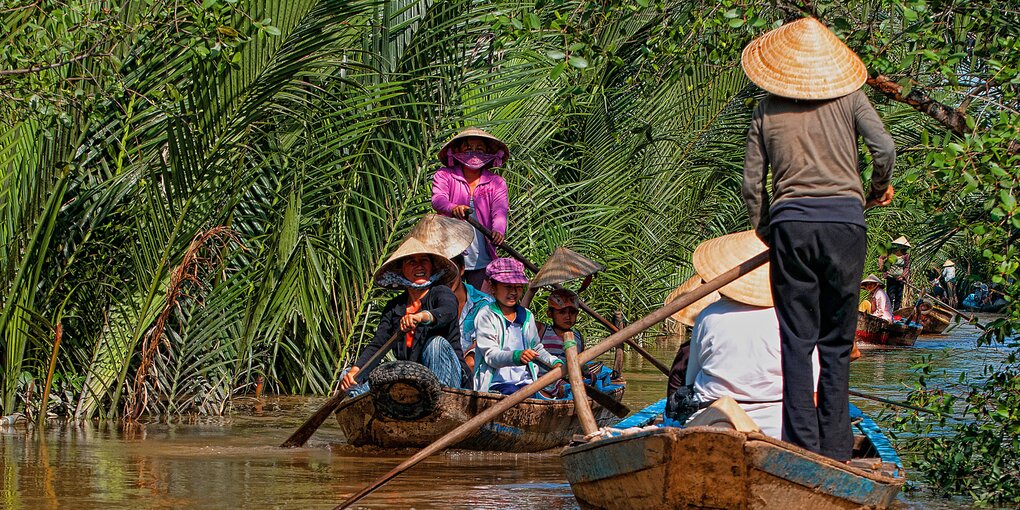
[561,405,904,509]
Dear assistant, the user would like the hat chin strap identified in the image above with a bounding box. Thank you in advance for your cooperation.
[377,269,447,289]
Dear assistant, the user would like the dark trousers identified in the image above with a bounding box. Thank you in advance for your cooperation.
[770,221,866,461]
[886,278,904,310]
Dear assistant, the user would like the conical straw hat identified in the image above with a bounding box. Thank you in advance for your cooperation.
[667,275,721,327]
[741,17,867,100]
[891,236,911,248]
[692,230,772,307]
[407,214,475,260]
[531,247,604,289]
[943,259,955,267]
[373,237,457,289]
[860,274,884,287]
[437,127,510,164]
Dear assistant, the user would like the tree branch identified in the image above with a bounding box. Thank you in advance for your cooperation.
[0,52,101,77]
[866,74,1020,155]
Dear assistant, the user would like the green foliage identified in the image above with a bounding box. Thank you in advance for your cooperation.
[891,346,1020,506]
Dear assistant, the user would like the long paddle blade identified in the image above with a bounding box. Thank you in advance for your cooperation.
[280,331,402,448]
[280,392,347,448]
[335,250,769,508]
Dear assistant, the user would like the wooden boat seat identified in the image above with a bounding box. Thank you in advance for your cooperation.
[684,396,761,433]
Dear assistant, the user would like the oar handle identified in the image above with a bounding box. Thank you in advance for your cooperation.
[848,389,946,416]
[463,213,671,376]
[349,330,403,386]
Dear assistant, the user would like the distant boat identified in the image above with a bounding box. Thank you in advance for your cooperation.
[855,311,921,346]
[335,380,626,452]
[561,399,905,510]
[894,304,953,334]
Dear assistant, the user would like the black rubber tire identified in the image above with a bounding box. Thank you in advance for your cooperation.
[368,361,442,421]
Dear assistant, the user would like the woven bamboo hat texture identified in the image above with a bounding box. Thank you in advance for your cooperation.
[861,274,885,287]
[437,127,510,164]
[374,236,457,289]
[407,214,475,260]
[666,275,721,327]
[943,259,955,267]
[891,236,911,248]
[741,17,867,100]
[692,230,772,307]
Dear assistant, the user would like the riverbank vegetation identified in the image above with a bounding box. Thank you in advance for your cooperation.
[1,0,1017,504]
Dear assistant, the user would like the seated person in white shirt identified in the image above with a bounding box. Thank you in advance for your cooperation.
[859,274,893,322]
[667,230,818,440]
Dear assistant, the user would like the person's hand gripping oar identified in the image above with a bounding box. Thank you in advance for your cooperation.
[334,250,769,509]
[462,211,672,376]
[280,331,401,448]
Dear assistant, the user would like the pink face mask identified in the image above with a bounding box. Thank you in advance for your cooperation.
[452,151,497,170]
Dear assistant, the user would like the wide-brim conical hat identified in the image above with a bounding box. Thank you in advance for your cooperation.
[667,275,721,327]
[861,274,884,287]
[407,214,475,260]
[692,230,772,307]
[373,237,457,289]
[891,236,911,248]
[943,259,955,267]
[531,247,603,289]
[437,127,510,164]
[741,17,867,100]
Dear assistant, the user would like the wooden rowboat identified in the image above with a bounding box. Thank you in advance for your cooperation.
[894,304,953,334]
[334,384,626,452]
[855,311,920,347]
[561,401,904,510]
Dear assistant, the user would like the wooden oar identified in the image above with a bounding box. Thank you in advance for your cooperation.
[530,356,629,418]
[335,250,769,509]
[903,281,984,329]
[848,389,946,416]
[562,332,598,435]
[280,331,401,448]
[463,214,672,376]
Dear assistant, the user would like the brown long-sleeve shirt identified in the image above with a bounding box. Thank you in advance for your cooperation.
[742,90,896,239]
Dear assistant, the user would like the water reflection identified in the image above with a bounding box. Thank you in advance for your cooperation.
[0,318,1005,509]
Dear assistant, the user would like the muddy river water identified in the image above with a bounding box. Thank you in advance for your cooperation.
[1,318,1006,509]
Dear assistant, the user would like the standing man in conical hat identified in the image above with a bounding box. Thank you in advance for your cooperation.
[740,17,896,461]
[878,236,912,309]
[432,127,511,290]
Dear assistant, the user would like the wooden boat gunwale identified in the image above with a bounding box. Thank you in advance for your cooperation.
[856,311,921,347]
[335,382,626,452]
[561,400,904,510]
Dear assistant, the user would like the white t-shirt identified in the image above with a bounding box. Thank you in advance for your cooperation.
[686,298,819,439]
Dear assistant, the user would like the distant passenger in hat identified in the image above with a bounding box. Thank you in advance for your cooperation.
[878,236,911,310]
[939,259,957,306]
[538,288,586,360]
[667,231,818,440]
[740,18,896,461]
[473,258,562,395]
[432,128,511,290]
[859,274,893,322]
[340,236,467,393]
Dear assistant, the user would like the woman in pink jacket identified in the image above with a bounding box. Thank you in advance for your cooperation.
[431,128,510,289]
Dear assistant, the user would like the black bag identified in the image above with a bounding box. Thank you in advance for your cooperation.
[665,385,702,424]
